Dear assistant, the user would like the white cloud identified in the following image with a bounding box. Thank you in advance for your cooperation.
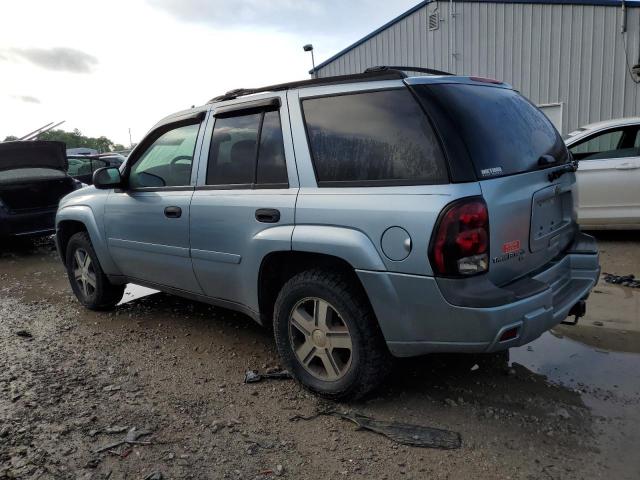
[0,0,417,145]
[2,47,98,73]
[11,95,41,104]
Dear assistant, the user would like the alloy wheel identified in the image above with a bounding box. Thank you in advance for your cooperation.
[72,248,97,299]
[288,297,353,381]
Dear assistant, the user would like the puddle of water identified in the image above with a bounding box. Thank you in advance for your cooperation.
[118,284,158,305]
[512,331,640,479]
[511,331,640,399]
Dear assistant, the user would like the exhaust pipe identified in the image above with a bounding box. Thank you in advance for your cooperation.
[562,300,586,325]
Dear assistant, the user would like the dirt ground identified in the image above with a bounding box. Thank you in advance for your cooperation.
[1,232,639,480]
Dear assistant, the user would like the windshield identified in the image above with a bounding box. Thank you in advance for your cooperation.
[413,84,569,179]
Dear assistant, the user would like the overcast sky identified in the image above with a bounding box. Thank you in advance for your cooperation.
[0,0,417,145]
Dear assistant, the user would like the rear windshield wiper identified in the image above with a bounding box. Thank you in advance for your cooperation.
[538,154,558,167]
[547,157,578,182]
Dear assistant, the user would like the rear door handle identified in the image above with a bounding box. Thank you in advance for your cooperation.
[255,208,280,223]
[164,206,182,218]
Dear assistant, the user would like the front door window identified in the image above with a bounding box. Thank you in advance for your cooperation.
[569,126,640,161]
[129,123,200,188]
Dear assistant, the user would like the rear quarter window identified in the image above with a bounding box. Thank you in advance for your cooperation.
[302,88,448,186]
[414,84,568,179]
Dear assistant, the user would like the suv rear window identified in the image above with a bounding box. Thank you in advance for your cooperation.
[206,109,288,187]
[302,89,448,186]
[413,84,568,179]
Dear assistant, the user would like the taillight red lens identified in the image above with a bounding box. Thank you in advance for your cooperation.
[430,197,490,276]
[456,228,488,253]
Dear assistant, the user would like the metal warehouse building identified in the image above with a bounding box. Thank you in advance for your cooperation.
[311,0,640,135]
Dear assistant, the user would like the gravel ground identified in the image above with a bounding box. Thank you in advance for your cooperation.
[1,234,639,479]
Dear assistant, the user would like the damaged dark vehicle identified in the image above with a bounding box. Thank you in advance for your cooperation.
[0,141,82,239]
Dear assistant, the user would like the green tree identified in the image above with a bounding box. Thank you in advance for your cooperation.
[33,129,119,153]
[3,130,122,151]
[91,136,115,153]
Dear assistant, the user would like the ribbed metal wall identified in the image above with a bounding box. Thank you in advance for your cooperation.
[315,1,640,134]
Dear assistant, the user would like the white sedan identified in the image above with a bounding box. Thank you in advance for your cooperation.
[565,117,640,230]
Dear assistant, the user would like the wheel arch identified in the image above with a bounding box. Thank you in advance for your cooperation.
[56,219,87,261]
[291,225,387,271]
[56,205,121,275]
[257,250,378,329]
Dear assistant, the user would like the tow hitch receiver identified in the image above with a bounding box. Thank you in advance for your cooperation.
[562,300,586,325]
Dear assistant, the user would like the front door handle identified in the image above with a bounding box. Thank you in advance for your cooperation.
[255,208,280,223]
[164,206,182,218]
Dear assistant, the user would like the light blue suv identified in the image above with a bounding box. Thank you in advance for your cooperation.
[56,67,600,399]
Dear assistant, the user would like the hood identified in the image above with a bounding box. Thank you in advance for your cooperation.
[57,184,102,209]
[0,141,68,172]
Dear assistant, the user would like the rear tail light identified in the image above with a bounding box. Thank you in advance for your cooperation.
[429,197,489,277]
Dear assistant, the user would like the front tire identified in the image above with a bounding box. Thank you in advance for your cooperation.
[65,232,125,310]
[273,269,391,400]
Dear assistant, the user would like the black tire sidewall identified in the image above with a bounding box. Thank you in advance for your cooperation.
[274,276,367,398]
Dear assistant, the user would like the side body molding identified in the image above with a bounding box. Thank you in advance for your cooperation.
[56,205,122,276]
[291,225,387,271]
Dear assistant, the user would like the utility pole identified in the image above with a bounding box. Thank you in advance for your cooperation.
[128,128,133,148]
[303,44,316,78]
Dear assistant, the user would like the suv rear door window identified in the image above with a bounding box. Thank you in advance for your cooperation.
[302,89,448,186]
[256,110,288,185]
[207,113,261,186]
[414,84,568,179]
[206,108,288,187]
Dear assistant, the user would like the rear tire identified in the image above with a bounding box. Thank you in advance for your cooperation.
[65,232,125,310]
[273,269,391,400]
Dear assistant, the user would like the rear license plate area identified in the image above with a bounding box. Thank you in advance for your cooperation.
[530,186,572,252]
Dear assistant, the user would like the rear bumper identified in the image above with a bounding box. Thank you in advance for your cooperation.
[0,208,57,238]
[357,234,600,357]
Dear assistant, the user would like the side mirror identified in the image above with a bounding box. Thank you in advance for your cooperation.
[93,166,122,189]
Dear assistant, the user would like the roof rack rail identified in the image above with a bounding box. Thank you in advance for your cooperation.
[208,69,407,103]
[365,65,454,76]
